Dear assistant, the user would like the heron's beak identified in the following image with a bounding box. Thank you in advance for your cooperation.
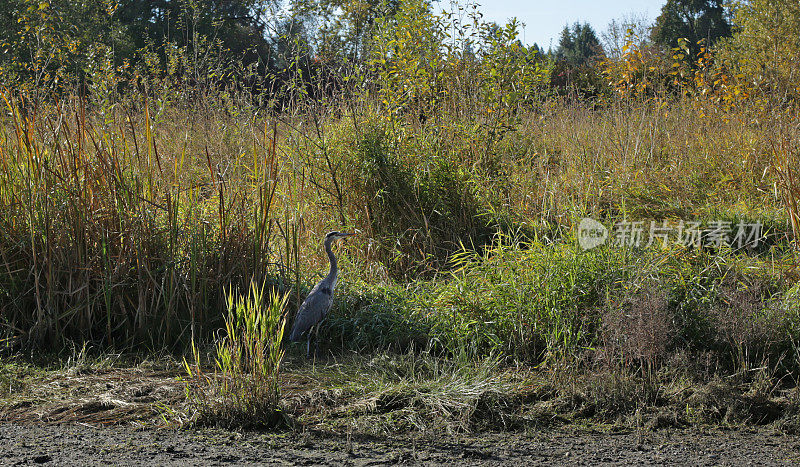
[340,232,356,238]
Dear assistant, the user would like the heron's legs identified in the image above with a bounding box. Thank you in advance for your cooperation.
[306,327,313,359]
[305,324,321,359]
[312,324,319,358]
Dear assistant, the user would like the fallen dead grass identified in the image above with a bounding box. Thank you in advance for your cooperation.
[1,351,799,435]
[0,365,184,425]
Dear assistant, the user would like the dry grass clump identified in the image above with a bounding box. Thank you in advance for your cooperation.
[772,127,800,247]
[600,286,673,376]
[711,279,782,375]
[0,91,300,350]
[281,351,533,434]
[500,99,781,224]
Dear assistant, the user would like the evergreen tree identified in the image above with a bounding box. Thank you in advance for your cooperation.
[555,22,604,66]
[550,22,605,96]
[651,0,731,54]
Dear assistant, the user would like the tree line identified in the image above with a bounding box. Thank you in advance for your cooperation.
[0,0,797,101]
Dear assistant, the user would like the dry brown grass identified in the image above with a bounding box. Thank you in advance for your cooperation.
[499,99,781,225]
[600,286,673,375]
[0,358,184,426]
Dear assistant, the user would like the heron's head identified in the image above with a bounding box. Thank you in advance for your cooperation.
[325,231,355,242]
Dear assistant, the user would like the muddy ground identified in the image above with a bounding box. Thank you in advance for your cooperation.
[1,423,799,465]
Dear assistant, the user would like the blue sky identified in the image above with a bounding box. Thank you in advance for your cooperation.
[437,0,668,49]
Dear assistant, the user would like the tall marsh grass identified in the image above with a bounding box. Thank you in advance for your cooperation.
[772,132,800,247]
[0,90,301,349]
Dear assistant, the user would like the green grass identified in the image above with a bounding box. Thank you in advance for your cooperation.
[183,281,289,429]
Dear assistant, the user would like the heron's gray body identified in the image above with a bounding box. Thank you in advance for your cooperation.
[289,275,335,341]
[289,232,352,349]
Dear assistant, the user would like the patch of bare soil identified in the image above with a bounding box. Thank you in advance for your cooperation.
[1,424,799,465]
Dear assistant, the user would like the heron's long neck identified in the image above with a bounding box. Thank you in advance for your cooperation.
[324,238,338,284]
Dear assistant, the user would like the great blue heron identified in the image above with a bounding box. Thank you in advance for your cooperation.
[289,231,355,357]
